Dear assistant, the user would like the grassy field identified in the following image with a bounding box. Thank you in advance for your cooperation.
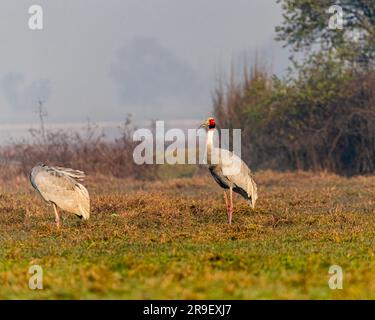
[1,170,375,299]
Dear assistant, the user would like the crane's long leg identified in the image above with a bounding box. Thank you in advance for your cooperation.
[224,190,230,223]
[228,187,233,225]
[52,203,60,228]
[224,190,229,211]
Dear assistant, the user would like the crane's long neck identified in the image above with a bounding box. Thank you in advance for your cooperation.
[206,128,215,164]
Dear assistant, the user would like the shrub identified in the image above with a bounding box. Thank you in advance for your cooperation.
[213,55,375,175]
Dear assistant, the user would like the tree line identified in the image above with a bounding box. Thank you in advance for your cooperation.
[214,1,375,175]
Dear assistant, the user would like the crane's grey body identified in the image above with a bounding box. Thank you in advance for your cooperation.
[30,164,90,223]
[200,117,257,225]
[208,148,258,209]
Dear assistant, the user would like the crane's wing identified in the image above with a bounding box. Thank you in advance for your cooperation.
[31,166,90,219]
[212,148,258,208]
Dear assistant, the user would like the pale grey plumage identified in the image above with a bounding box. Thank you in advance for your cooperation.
[200,117,258,225]
[30,164,90,222]
[209,148,258,209]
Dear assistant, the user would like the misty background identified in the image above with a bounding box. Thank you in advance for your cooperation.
[0,0,289,142]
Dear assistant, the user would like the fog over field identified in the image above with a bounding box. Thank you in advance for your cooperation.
[0,0,289,132]
[0,119,200,143]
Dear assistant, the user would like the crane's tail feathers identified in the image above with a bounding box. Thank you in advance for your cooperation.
[247,178,258,209]
[75,183,90,220]
[53,166,86,182]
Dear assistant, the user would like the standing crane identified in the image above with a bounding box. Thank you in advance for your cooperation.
[29,164,90,227]
[200,117,257,225]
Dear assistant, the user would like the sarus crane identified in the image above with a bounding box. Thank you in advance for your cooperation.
[29,164,90,227]
[200,117,257,225]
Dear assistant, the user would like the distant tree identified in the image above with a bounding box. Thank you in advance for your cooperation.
[213,1,375,175]
[276,0,375,69]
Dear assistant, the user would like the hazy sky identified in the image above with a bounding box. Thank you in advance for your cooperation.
[0,0,289,126]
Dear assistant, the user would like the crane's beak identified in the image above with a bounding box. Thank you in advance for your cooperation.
[198,120,209,129]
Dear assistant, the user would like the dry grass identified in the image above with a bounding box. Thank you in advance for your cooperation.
[1,170,375,299]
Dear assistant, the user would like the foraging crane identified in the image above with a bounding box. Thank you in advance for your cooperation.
[200,117,257,225]
[29,164,90,227]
